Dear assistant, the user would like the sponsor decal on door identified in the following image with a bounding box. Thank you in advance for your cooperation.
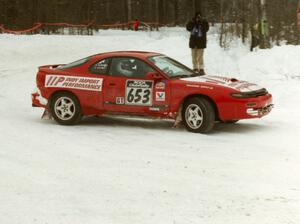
[45,75,103,91]
[155,81,166,90]
[155,92,165,101]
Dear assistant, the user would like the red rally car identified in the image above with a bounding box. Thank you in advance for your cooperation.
[32,51,273,133]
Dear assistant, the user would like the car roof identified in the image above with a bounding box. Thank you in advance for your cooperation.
[93,51,162,60]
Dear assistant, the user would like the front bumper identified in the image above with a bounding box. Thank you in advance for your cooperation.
[247,104,274,117]
[219,93,273,121]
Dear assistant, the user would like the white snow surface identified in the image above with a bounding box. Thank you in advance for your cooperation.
[0,27,300,224]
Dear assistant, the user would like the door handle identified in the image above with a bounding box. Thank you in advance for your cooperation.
[108,83,116,86]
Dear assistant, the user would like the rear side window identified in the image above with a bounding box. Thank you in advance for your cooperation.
[57,56,91,70]
[89,58,111,74]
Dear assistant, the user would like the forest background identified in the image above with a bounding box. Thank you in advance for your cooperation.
[0,0,299,47]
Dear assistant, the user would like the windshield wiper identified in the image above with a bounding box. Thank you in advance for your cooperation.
[171,74,191,78]
[190,73,203,77]
[179,74,191,78]
[171,71,203,78]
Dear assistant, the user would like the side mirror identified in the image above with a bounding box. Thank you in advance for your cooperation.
[146,71,163,80]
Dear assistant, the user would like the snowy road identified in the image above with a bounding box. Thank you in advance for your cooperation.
[0,28,300,224]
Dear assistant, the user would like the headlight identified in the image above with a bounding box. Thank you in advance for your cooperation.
[230,88,268,98]
[230,92,247,98]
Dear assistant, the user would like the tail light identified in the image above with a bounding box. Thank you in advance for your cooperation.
[36,70,46,88]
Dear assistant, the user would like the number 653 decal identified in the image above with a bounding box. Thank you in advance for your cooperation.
[125,80,153,106]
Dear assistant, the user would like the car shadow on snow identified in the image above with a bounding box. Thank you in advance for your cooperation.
[80,115,184,132]
[79,115,270,134]
[34,115,271,134]
[211,121,271,134]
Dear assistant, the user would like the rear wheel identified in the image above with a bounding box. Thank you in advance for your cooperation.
[50,92,82,125]
[183,97,215,133]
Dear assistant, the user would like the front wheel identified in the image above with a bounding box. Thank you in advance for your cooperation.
[49,92,82,125]
[183,97,215,133]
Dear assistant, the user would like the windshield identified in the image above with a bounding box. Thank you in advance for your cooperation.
[148,55,194,78]
[57,56,91,70]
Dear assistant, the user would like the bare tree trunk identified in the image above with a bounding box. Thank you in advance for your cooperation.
[256,0,263,47]
[127,0,132,22]
[195,0,202,13]
[159,0,168,24]
[155,0,159,24]
[296,0,300,44]
[298,0,300,30]
[219,0,225,47]
[174,0,179,25]
[0,0,7,26]
[241,0,246,43]
[191,0,196,15]
[260,0,269,48]
[105,0,110,23]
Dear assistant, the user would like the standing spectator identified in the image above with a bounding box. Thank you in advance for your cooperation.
[133,19,139,31]
[186,12,209,75]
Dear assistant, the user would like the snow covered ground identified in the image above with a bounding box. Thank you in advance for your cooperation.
[0,28,300,224]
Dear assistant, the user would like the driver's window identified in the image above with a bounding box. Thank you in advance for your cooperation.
[109,57,154,78]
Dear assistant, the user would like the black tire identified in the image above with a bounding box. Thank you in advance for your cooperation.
[182,97,215,133]
[49,92,82,125]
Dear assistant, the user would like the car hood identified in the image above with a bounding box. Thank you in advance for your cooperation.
[181,75,263,92]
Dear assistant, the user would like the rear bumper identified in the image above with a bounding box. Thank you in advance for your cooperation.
[31,89,47,108]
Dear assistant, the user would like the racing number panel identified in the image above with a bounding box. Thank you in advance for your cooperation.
[125,80,153,106]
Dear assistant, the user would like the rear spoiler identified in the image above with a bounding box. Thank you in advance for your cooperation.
[38,64,63,70]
